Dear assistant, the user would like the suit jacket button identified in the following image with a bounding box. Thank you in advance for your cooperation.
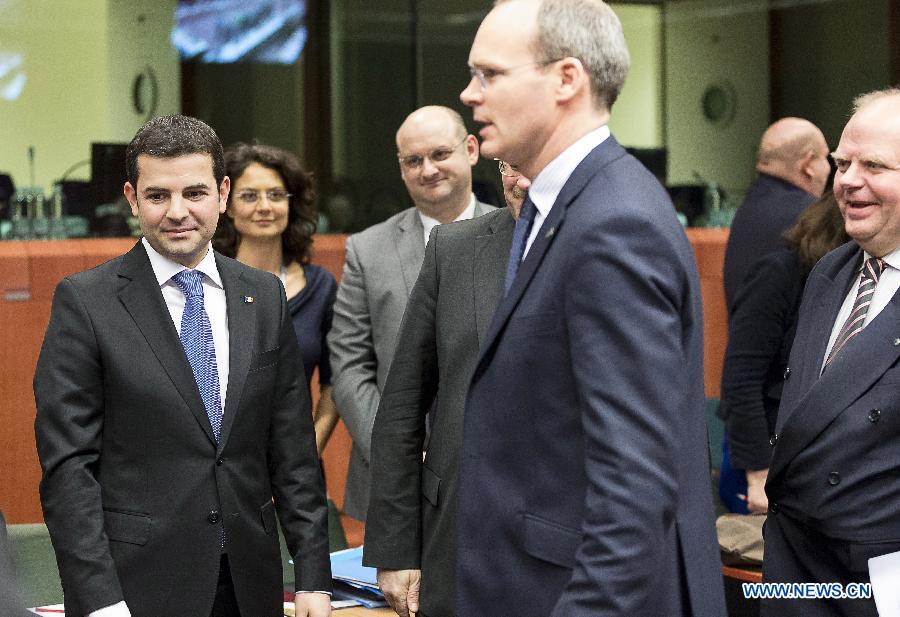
[769,434,778,446]
[207,510,220,524]
[769,503,779,514]
[868,409,882,423]
[216,458,224,466]
[783,367,791,380]
[828,472,841,486]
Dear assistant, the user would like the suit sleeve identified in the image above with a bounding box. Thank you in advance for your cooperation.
[268,277,332,591]
[721,254,798,470]
[34,278,125,613]
[363,227,439,569]
[328,235,381,462]
[556,212,690,614]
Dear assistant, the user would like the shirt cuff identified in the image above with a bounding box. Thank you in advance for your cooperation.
[87,601,131,617]
[296,590,332,596]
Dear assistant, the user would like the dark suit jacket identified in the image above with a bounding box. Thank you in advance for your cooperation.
[363,208,513,617]
[328,201,495,521]
[456,137,726,616]
[34,242,330,617]
[720,249,805,470]
[765,242,900,581]
[723,173,815,313]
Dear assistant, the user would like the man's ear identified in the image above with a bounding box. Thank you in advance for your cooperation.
[218,176,231,214]
[798,150,816,179]
[124,182,139,217]
[555,57,587,104]
[465,134,480,165]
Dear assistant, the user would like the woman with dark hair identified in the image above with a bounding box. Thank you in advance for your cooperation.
[718,191,850,514]
[214,142,338,453]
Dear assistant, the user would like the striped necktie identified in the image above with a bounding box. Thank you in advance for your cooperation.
[825,256,885,367]
[172,269,222,441]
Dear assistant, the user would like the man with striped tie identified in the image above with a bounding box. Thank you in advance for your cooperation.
[34,115,331,617]
[763,89,900,617]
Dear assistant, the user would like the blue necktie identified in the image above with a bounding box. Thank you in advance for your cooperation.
[172,270,222,442]
[504,196,537,294]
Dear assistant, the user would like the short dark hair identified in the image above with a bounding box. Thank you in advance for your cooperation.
[213,142,317,265]
[125,115,225,188]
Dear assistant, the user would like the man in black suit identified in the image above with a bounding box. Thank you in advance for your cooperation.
[455,0,725,615]
[724,117,831,312]
[363,164,528,617]
[763,89,900,616]
[34,115,331,617]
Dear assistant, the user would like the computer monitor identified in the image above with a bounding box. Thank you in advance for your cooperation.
[90,142,128,208]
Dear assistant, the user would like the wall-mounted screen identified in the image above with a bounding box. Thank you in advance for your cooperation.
[172,0,306,64]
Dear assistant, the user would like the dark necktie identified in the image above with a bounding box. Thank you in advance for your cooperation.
[172,269,223,441]
[504,197,538,294]
[825,256,886,367]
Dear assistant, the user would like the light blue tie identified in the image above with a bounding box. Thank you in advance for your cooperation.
[504,196,538,294]
[172,270,222,442]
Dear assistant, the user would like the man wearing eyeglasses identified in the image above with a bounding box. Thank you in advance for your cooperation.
[455,1,726,616]
[328,105,495,527]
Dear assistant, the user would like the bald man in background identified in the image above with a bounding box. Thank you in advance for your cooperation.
[724,118,831,313]
[328,106,495,523]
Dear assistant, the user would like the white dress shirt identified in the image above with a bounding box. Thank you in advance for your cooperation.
[418,193,478,246]
[822,245,900,369]
[523,125,611,258]
[143,237,230,406]
[87,240,230,617]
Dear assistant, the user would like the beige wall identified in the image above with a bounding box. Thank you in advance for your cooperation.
[665,0,770,198]
[609,3,663,149]
[0,0,178,192]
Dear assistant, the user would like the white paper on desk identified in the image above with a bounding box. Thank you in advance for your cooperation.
[28,604,65,616]
[869,550,900,616]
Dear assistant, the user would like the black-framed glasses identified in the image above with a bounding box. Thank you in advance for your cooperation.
[398,136,468,170]
[468,58,563,91]
[234,189,292,205]
[497,160,520,177]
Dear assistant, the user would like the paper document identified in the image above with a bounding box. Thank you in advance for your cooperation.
[869,550,900,616]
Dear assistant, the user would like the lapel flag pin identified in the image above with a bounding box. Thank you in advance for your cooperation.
[243,296,254,303]
[894,338,900,346]
[545,226,556,239]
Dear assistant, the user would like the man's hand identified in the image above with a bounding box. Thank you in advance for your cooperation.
[745,468,769,514]
[378,568,421,617]
[294,591,331,617]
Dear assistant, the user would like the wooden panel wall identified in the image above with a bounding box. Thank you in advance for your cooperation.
[1,230,728,525]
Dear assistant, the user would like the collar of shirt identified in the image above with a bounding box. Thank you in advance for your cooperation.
[418,193,477,246]
[872,245,900,272]
[141,237,223,290]
[523,125,610,257]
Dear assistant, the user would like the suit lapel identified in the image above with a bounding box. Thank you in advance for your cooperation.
[117,242,217,446]
[217,253,256,450]
[770,247,900,478]
[474,211,515,348]
[395,208,425,295]
[475,139,623,369]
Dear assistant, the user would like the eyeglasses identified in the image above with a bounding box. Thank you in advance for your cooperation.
[468,58,563,91]
[497,160,520,177]
[234,189,292,205]
[398,137,468,170]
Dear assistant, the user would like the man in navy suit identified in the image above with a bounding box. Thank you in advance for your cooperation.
[456,1,725,615]
[763,89,900,617]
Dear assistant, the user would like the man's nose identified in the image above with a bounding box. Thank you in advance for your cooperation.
[166,195,189,219]
[460,76,482,107]
[421,157,440,176]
